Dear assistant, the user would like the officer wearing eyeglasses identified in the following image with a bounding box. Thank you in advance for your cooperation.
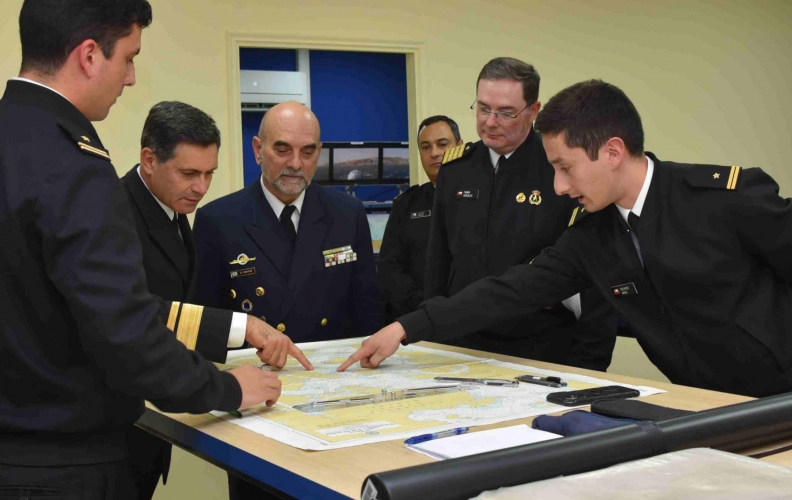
[423,57,616,370]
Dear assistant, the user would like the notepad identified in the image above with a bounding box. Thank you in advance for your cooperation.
[407,425,561,460]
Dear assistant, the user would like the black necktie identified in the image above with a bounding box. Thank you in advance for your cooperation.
[627,212,640,235]
[495,155,505,173]
[280,205,297,243]
[627,212,643,265]
[172,213,185,247]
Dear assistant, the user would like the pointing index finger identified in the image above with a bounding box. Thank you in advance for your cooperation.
[288,343,314,371]
[337,347,370,372]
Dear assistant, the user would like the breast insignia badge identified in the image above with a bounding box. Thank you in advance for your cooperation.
[529,190,542,205]
[230,253,257,266]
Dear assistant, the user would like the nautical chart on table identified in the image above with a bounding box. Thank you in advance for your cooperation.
[212,338,663,450]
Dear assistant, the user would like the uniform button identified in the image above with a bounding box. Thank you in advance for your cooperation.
[320,318,328,327]
[277,323,286,332]
[230,289,236,299]
[256,287,265,297]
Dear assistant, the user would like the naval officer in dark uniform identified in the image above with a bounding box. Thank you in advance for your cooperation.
[0,2,301,496]
[341,80,792,398]
[378,115,463,323]
[423,57,615,370]
[121,101,261,499]
[194,101,382,343]
[194,102,382,498]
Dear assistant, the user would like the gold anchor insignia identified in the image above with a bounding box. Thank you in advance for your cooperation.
[516,192,526,203]
[229,253,257,266]
[529,190,542,205]
[81,136,90,143]
[713,173,720,179]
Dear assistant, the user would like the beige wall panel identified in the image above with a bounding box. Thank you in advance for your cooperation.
[2,0,790,198]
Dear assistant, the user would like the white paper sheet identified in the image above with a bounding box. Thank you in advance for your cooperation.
[408,425,562,460]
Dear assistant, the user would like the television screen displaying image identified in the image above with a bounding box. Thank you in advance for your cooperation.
[314,148,330,181]
[333,148,378,181]
[382,147,410,180]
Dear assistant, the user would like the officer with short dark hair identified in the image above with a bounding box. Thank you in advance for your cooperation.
[0,2,307,496]
[378,115,463,322]
[340,79,792,399]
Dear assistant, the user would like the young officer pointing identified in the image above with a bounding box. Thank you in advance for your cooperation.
[341,79,792,399]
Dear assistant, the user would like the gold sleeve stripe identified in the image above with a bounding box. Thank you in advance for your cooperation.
[728,166,741,190]
[176,304,204,351]
[166,302,181,332]
[568,207,580,227]
[78,142,111,160]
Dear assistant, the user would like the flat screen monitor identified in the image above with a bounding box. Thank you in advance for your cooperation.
[382,147,410,180]
[333,148,378,181]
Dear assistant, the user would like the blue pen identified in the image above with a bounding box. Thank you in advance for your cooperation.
[404,427,470,445]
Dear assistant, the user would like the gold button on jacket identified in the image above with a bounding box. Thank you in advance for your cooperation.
[230,289,236,299]
[320,318,328,327]
[255,287,265,297]
[277,323,286,332]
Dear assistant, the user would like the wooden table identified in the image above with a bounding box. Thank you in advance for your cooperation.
[137,342,792,499]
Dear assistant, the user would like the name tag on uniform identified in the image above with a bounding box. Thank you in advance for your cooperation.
[323,245,357,268]
[231,267,256,278]
[611,282,638,296]
[410,210,431,219]
[456,189,479,200]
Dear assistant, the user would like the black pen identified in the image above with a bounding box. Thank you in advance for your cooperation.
[515,375,567,388]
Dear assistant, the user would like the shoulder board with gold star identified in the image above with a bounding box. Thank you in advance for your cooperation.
[441,141,477,165]
[57,120,111,162]
[568,205,588,227]
[686,165,741,190]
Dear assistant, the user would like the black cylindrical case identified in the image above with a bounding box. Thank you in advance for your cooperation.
[363,392,792,500]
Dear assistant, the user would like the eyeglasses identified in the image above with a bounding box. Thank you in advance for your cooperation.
[471,99,531,121]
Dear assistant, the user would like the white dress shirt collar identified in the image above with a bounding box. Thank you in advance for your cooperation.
[260,175,305,232]
[137,165,176,221]
[488,148,515,169]
[616,155,655,224]
[10,77,71,103]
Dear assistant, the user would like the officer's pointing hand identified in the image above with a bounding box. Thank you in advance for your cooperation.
[337,322,407,371]
[245,316,314,371]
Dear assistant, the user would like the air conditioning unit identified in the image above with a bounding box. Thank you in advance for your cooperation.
[240,70,308,112]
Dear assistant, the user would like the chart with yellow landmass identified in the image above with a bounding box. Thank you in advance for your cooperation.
[212,339,663,450]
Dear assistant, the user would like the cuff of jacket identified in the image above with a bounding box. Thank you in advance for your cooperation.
[397,309,432,345]
[217,371,243,412]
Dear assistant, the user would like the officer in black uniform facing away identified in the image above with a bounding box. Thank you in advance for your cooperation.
[0,2,309,498]
[422,57,615,370]
[378,115,463,323]
[341,80,792,399]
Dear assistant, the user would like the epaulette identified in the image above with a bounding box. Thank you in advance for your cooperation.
[441,141,477,165]
[393,183,420,201]
[57,120,111,162]
[568,205,588,227]
[686,165,741,190]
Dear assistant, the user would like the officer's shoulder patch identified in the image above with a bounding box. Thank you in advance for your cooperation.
[686,165,741,190]
[393,183,420,202]
[57,120,111,162]
[568,205,589,227]
[441,141,477,165]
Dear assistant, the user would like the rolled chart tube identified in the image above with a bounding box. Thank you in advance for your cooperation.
[362,392,792,500]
